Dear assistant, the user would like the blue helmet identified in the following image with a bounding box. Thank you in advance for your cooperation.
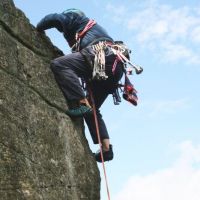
[62,8,85,17]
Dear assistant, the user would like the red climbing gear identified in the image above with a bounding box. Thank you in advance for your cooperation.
[123,75,138,106]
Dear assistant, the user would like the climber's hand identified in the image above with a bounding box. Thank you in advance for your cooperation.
[39,30,45,35]
[36,28,45,35]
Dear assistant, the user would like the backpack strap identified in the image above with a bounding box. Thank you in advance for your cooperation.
[76,19,96,40]
[71,19,96,52]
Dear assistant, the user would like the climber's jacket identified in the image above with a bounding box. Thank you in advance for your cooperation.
[36,11,114,50]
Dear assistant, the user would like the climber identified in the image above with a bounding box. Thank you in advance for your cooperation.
[36,8,125,162]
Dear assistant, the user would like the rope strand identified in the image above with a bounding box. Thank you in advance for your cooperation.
[88,85,111,200]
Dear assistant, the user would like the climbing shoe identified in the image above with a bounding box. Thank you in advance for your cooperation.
[95,145,114,162]
[66,105,92,117]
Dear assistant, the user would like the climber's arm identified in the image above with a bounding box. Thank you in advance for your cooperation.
[36,13,64,33]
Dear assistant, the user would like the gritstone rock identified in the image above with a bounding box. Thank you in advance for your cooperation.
[0,0,100,199]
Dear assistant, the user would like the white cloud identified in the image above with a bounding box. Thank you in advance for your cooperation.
[105,1,200,65]
[114,141,200,200]
[162,42,193,62]
[140,98,189,118]
[175,141,200,166]
[115,98,190,121]
[191,26,200,43]
[105,4,127,24]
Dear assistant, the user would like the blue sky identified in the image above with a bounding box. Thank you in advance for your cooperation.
[13,0,200,200]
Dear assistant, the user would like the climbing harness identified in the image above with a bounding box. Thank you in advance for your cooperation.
[80,40,142,106]
[90,40,143,81]
[87,84,111,200]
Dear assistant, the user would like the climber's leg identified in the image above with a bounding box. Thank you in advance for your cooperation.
[50,52,92,117]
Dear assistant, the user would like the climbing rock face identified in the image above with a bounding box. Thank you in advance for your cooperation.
[0,0,100,199]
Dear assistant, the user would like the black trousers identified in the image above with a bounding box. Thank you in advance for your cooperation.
[50,46,123,144]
